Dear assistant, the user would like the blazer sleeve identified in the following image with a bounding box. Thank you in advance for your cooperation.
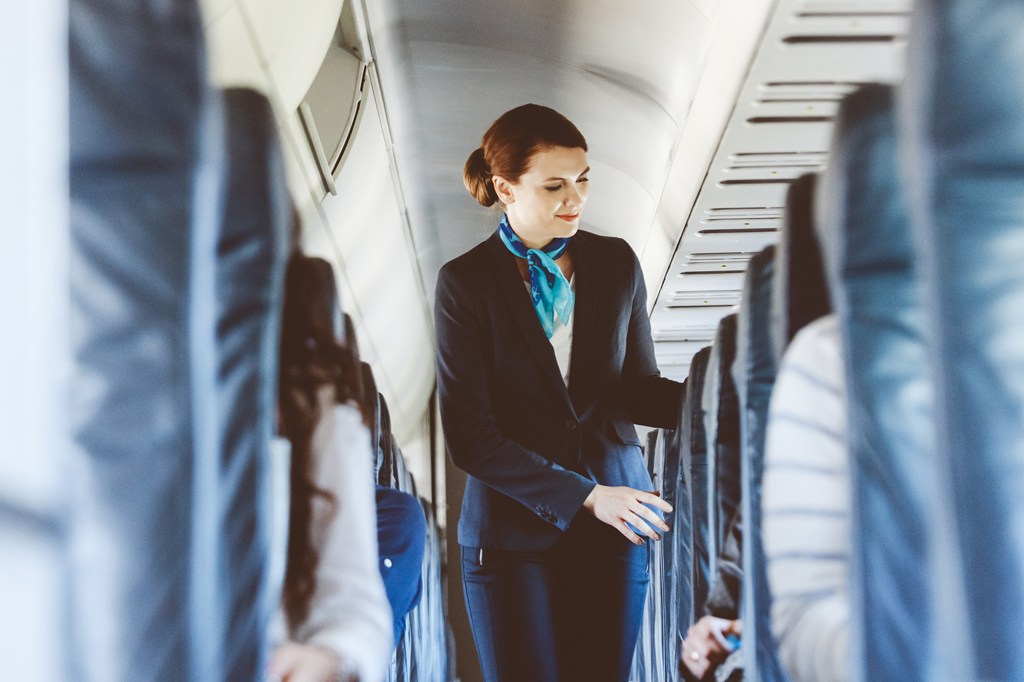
[434,263,596,531]
[620,245,684,429]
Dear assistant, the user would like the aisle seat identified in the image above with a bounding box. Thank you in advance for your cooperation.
[817,84,933,681]
[702,314,740,584]
[902,0,1024,676]
[771,173,830,365]
[684,346,713,623]
[732,246,789,682]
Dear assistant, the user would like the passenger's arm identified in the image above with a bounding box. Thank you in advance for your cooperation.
[269,641,357,682]
[763,317,850,682]
[434,264,595,529]
[619,245,684,429]
[291,402,394,682]
[680,616,742,681]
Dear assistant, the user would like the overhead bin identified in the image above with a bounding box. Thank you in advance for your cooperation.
[296,6,369,198]
[202,0,345,109]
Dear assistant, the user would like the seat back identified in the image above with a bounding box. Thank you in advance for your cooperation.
[902,1,1024,676]
[772,173,831,366]
[307,257,344,341]
[702,314,740,582]
[361,362,382,475]
[732,246,789,682]
[684,346,713,621]
[666,378,695,663]
[817,83,933,681]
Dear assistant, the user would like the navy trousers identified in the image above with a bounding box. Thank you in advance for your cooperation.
[462,512,649,682]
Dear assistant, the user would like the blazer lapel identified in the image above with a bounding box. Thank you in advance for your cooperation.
[487,233,574,410]
[568,232,598,408]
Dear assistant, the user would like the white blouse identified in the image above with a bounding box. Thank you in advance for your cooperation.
[269,388,393,682]
[525,276,575,387]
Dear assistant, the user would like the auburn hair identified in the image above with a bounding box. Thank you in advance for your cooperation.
[463,103,588,207]
[278,253,368,629]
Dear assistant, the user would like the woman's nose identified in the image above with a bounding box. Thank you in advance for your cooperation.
[564,185,585,209]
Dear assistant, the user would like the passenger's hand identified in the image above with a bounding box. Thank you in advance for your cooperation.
[680,616,741,680]
[582,484,672,545]
[268,641,358,682]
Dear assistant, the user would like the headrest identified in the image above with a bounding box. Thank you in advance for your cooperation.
[344,314,359,360]
[772,173,831,365]
[378,393,394,487]
[361,361,381,464]
[221,88,290,238]
[703,314,738,423]
[305,256,344,343]
[733,246,778,396]
[817,85,907,292]
[687,346,713,458]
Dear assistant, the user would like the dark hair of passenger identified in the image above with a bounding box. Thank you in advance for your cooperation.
[463,103,588,207]
[278,252,367,628]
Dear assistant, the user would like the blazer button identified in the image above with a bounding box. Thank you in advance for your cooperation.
[565,419,578,431]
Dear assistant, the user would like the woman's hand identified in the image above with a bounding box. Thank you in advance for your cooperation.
[268,641,358,682]
[680,616,742,680]
[582,484,672,545]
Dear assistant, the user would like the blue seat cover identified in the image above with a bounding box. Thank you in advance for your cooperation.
[732,246,789,682]
[771,173,831,365]
[818,84,933,682]
[684,346,713,623]
[902,0,1024,677]
[702,314,740,589]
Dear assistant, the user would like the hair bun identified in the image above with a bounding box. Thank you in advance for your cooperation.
[463,147,498,207]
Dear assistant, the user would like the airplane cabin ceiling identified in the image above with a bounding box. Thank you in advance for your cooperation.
[360,0,911,381]
[362,0,725,293]
[648,0,911,378]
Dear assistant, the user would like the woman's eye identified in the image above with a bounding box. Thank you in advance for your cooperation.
[577,176,589,184]
[544,185,560,192]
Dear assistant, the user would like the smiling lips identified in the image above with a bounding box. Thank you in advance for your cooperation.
[556,213,580,222]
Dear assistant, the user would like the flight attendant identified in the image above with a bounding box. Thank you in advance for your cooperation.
[435,103,683,682]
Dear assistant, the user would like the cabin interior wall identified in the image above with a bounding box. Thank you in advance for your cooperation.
[201,0,439,499]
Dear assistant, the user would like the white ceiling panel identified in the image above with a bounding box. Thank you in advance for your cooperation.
[650,0,911,376]
[361,0,725,296]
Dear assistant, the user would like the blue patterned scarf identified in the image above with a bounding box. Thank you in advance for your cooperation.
[497,213,574,339]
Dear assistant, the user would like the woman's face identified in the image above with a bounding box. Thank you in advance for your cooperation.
[495,145,590,249]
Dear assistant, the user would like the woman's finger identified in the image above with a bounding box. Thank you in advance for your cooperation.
[616,520,644,546]
[638,490,673,513]
[624,510,660,540]
[632,503,671,533]
[682,638,709,678]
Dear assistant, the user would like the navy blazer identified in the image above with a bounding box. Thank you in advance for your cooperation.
[435,229,683,551]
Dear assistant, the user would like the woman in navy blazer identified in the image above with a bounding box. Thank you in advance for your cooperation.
[435,104,684,682]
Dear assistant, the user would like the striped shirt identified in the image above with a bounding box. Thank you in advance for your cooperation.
[763,315,849,682]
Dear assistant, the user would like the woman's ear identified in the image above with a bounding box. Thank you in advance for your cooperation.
[492,175,515,206]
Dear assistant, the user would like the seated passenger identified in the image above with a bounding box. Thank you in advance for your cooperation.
[762,314,849,682]
[682,314,849,682]
[375,484,427,645]
[680,514,743,681]
[269,254,393,682]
